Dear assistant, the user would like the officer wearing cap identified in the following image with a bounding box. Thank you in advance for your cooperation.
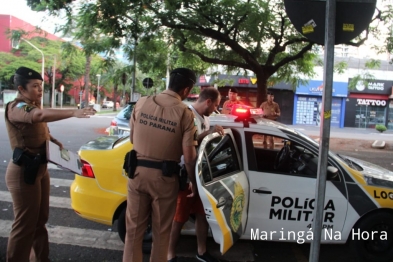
[4,66,96,262]
[123,68,198,262]
[259,91,281,148]
[221,87,243,114]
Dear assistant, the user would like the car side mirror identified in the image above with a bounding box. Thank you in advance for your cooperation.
[327,166,339,180]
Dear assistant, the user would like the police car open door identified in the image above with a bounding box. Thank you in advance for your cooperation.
[196,129,249,254]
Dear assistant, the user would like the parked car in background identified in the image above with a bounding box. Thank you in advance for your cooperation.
[102,101,114,108]
[108,102,135,136]
[77,101,94,109]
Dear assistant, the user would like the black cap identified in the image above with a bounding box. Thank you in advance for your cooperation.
[228,87,239,93]
[170,68,196,84]
[14,67,43,82]
[267,91,274,96]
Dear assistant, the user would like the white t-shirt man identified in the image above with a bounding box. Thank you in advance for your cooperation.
[188,105,210,135]
[179,105,209,166]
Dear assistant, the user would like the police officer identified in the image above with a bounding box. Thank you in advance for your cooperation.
[221,88,243,114]
[123,68,198,262]
[168,87,223,262]
[259,91,281,148]
[4,66,96,262]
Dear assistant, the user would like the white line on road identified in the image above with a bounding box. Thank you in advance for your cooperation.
[50,177,73,187]
[0,219,124,251]
[0,190,72,209]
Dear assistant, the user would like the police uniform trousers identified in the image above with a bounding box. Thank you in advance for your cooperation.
[123,166,179,262]
[5,161,50,262]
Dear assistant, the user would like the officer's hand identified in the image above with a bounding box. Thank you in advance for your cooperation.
[74,107,96,118]
[211,125,224,136]
[56,141,64,150]
[187,182,197,198]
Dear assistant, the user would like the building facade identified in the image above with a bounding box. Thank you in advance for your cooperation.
[344,79,393,129]
[294,80,348,128]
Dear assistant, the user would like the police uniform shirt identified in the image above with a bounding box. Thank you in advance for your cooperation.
[188,105,210,135]
[5,97,50,155]
[260,101,280,120]
[221,100,243,114]
[130,90,197,162]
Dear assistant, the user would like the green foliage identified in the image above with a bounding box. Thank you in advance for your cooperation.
[25,0,393,105]
[334,61,348,75]
[376,124,387,133]
[348,59,380,90]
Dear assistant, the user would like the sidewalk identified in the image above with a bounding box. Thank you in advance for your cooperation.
[288,124,393,142]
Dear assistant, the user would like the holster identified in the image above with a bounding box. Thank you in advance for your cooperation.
[12,147,41,185]
[124,150,137,179]
[179,165,188,191]
[162,161,180,177]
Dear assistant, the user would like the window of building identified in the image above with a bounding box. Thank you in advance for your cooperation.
[355,104,386,128]
[388,101,393,130]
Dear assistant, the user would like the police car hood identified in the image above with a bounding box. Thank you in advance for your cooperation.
[79,136,122,150]
[340,155,393,187]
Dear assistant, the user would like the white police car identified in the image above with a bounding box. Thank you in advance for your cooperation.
[195,106,393,261]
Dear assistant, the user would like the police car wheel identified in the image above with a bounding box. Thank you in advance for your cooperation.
[117,207,153,249]
[350,212,393,262]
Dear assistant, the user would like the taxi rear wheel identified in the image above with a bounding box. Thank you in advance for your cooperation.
[117,207,153,254]
[350,212,393,262]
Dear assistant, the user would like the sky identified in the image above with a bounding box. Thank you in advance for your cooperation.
[0,0,65,35]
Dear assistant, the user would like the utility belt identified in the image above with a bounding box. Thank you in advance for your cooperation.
[12,147,47,185]
[123,150,180,179]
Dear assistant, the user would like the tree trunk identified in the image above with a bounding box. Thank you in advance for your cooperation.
[255,71,269,107]
[113,83,118,112]
[84,55,92,105]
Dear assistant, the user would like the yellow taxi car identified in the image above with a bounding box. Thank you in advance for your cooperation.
[70,136,131,239]
[71,107,393,261]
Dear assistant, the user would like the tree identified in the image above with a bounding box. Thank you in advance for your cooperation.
[27,0,393,106]
[58,7,122,106]
[0,35,89,106]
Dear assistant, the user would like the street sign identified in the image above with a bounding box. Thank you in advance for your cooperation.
[284,0,376,45]
[142,78,154,88]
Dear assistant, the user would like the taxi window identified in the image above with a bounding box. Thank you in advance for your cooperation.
[202,134,240,183]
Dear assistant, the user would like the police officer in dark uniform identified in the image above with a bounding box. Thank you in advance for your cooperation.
[123,68,198,262]
[4,67,96,262]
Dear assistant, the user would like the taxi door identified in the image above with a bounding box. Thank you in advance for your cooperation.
[196,129,249,254]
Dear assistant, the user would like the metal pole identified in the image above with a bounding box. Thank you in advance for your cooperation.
[52,56,56,108]
[309,0,336,261]
[60,91,63,109]
[21,39,45,108]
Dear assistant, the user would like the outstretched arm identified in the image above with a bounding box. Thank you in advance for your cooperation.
[31,107,96,123]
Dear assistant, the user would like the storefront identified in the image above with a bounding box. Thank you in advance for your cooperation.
[293,80,348,128]
[344,79,393,129]
[197,74,294,124]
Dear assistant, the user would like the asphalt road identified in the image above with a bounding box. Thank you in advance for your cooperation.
[0,109,392,262]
